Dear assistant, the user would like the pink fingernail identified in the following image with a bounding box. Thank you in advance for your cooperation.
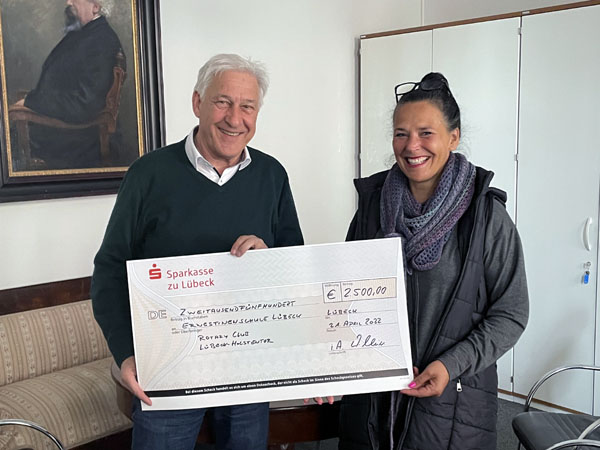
[409,382,416,388]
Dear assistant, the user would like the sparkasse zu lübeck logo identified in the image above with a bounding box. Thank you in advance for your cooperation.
[149,264,162,280]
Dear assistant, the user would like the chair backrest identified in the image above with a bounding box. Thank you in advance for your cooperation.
[102,49,126,133]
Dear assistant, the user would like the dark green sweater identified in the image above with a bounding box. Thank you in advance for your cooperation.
[91,139,303,366]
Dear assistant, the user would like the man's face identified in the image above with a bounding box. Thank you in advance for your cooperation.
[65,0,99,28]
[192,70,260,172]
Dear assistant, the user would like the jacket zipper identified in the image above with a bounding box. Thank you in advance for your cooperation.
[457,378,463,392]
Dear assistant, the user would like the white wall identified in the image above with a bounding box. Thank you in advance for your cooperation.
[0,1,420,290]
[0,195,116,289]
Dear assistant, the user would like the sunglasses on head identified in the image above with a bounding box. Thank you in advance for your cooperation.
[394,77,449,103]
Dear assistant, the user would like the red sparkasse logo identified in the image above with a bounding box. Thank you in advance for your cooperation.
[149,264,162,280]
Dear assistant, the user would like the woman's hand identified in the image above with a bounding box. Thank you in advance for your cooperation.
[303,396,336,405]
[400,360,449,398]
[230,235,267,257]
[121,355,152,406]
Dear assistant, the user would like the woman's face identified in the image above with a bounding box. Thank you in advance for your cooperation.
[392,100,460,203]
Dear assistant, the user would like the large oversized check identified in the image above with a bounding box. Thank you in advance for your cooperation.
[127,238,413,411]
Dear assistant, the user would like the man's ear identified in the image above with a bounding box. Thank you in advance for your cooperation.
[192,91,202,118]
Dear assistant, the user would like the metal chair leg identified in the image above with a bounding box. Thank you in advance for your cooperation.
[0,419,65,450]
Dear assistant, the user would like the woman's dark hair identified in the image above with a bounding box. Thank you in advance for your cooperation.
[396,72,461,132]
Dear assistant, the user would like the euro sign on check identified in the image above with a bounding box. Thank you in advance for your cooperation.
[126,238,413,410]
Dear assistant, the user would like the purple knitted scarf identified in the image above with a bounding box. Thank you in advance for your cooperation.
[380,152,476,272]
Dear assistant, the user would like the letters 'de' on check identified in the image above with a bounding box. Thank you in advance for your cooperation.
[126,238,413,411]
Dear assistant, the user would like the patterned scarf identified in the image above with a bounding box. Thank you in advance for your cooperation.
[380,152,476,272]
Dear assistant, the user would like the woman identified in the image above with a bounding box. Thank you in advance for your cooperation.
[338,73,529,450]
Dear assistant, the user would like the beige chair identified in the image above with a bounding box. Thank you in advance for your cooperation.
[8,51,126,168]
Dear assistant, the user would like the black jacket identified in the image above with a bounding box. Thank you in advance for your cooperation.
[339,166,524,450]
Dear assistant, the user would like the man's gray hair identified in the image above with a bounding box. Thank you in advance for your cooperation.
[194,54,269,108]
[93,0,114,17]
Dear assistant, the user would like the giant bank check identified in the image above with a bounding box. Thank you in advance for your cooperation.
[127,238,413,411]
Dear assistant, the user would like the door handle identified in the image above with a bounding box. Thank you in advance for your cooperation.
[583,217,593,251]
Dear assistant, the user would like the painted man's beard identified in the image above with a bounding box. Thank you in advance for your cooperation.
[64,6,82,33]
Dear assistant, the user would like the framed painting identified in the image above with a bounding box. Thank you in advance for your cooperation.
[0,0,164,202]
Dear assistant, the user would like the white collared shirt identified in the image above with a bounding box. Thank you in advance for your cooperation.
[184,127,252,186]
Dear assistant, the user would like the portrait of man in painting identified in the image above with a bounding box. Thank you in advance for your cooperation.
[1,0,142,174]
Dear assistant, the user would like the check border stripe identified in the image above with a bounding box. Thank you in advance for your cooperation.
[145,368,409,397]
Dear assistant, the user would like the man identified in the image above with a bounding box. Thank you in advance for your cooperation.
[91,54,303,449]
[17,0,122,169]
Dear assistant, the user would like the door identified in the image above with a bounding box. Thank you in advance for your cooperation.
[514,6,600,414]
